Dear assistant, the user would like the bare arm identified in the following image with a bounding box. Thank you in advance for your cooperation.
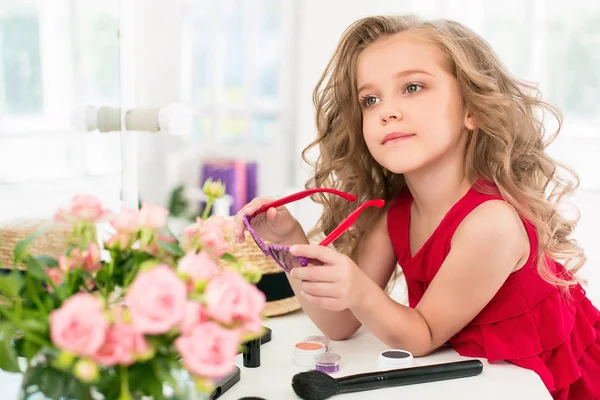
[349,200,530,356]
[282,209,397,340]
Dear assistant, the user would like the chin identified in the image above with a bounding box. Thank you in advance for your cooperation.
[375,154,425,175]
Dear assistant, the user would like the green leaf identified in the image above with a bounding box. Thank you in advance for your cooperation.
[0,322,20,372]
[22,318,48,334]
[13,224,53,263]
[35,255,59,268]
[220,252,237,263]
[157,241,185,257]
[151,358,178,391]
[21,361,95,400]
[0,270,24,297]
[129,363,164,400]
[25,256,48,281]
[95,370,121,400]
[23,340,42,361]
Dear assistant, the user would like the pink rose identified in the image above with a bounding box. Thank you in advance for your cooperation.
[59,245,101,273]
[200,229,230,257]
[49,293,108,356]
[94,323,150,366]
[110,208,139,233]
[105,232,131,251]
[175,322,239,378]
[183,217,203,237]
[140,235,176,257]
[179,302,208,334]
[177,251,220,282]
[54,194,113,223]
[182,217,231,256]
[81,243,101,273]
[243,317,264,334]
[45,268,64,291]
[46,268,64,284]
[204,270,266,326]
[58,252,77,272]
[137,202,168,230]
[125,265,187,334]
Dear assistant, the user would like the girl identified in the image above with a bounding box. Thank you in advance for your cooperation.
[233,15,600,399]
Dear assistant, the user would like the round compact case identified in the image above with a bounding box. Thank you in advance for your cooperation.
[377,349,414,371]
[292,341,327,367]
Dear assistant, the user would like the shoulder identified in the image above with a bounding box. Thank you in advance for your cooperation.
[359,204,395,258]
[452,200,530,270]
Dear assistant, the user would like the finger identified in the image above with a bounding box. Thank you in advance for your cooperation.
[233,198,270,241]
[300,281,338,297]
[233,210,251,242]
[266,207,280,225]
[291,265,338,282]
[289,244,340,265]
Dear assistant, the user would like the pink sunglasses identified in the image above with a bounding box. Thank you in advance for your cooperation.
[242,188,384,273]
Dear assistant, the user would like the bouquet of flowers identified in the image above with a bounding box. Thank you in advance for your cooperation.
[0,179,265,400]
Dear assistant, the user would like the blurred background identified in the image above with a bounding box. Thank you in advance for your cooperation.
[0,0,599,302]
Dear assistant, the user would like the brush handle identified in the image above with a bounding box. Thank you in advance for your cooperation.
[337,360,483,394]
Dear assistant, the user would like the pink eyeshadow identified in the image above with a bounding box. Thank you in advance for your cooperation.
[295,341,324,351]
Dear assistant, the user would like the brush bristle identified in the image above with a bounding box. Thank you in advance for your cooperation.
[291,370,340,400]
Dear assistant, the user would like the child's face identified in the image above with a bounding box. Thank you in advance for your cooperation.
[356,32,473,175]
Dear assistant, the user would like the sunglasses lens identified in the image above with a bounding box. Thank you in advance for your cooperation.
[270,247,302,272]
[243,217,267,254]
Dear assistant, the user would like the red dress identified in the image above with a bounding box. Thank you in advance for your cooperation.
[387,183,600,399]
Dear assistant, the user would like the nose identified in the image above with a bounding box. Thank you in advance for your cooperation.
[379,106,402,124]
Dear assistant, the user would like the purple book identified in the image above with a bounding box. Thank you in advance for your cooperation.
[201,160,248,215]
[245,161,258,202]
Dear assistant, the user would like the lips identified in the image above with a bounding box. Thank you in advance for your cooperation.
[382,132,414,144]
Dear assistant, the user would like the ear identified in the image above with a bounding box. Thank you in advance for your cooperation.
[464,111,476,131]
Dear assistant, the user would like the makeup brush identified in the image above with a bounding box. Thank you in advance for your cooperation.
[291,359,483,400]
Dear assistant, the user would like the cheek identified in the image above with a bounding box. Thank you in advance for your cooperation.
[416,102,465,147]
[361,113,379,143]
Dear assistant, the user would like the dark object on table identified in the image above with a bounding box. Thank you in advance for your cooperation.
[260,326,272,345]
[239,326,271,351]
[291,359,484,400]
[243,337,261,368]
[210,366,241,399]
[240,326,272,368]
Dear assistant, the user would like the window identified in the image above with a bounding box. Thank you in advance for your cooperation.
[411,0,600,191]
[0,0,43,116]
[181,0,287,143]
[0,0,121,184]
[544,1,600,124]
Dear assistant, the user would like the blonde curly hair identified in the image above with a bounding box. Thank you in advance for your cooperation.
[302,15,585,287]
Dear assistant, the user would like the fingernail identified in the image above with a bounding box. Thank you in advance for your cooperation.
[289,246,297,253]
[234,229,241,237]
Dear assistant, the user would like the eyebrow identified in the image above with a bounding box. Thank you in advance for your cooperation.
[357,69,435,93]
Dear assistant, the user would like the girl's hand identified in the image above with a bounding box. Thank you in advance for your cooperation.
[232,197,301,244]
[289,244,368,311]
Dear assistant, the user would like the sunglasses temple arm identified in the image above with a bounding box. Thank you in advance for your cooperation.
[253,188,357,216]
[318,199,385,247]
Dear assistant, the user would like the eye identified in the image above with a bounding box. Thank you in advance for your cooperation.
[360,96,380,107]
[405,83,423,94]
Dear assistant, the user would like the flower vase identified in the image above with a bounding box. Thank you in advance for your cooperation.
[18,352,207,400]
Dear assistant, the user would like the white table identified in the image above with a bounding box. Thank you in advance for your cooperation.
[223,310,552,400]
[0,310,552,400]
